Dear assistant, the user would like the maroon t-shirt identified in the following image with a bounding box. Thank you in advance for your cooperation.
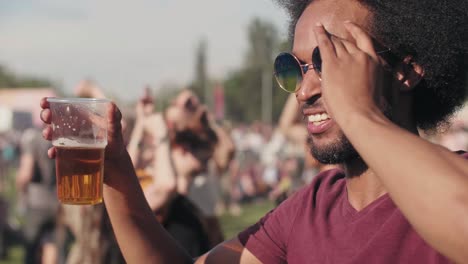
[239,152,468,263]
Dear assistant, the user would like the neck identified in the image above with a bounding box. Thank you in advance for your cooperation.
[343,157,387,211]
[342,92,418,211]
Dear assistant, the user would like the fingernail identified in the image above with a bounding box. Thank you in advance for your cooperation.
[316,22,323,27]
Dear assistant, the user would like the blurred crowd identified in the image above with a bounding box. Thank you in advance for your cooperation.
[1,80,467,263]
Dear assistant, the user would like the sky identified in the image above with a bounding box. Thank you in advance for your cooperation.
[0,0,289,102]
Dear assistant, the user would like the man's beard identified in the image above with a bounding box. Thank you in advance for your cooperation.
[307,132,359,164]
[307,102,394,165]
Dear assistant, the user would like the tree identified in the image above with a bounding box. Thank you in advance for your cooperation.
[154,83,184,112]
[191,39,210,107]
[223,18,289,124]
[0,65,54,88]
[245,18,277,69]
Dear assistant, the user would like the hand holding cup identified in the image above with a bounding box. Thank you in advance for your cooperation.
[40,97,126,205]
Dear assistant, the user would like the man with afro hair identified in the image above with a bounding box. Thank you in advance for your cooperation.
[40,0,468,263]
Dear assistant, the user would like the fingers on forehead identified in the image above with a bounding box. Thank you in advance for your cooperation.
[343,22,376,56]
[338,37,359,53]
[314,24,336,60]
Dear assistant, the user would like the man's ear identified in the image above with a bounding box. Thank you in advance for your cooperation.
[394,56,425,92]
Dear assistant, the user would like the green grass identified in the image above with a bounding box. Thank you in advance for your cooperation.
[219,200,275,239]
[0,247,22,264]
[0,198,274,264]
[1,167,23,264]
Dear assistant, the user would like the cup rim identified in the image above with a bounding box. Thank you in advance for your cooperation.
[46,97,111,104]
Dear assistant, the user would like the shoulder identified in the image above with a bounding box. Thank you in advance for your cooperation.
[240,168,345,238]
[237,169,345,262]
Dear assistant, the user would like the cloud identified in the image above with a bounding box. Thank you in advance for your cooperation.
[0,0,288,101]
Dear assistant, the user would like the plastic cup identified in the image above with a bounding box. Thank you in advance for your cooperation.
[47,98,110,205]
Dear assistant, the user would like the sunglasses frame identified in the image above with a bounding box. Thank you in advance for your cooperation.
[274,46,394,93]
[274,49,319,93]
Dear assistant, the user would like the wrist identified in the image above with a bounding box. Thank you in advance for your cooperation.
[332,101,379,127]
[104,151,138,186]
[339,106,391,136]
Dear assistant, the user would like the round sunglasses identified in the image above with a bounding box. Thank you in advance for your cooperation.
[274,46,394,93]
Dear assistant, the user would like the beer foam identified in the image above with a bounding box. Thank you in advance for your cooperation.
[53,138,107,149]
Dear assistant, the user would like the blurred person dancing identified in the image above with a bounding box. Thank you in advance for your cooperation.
[16,127,58,264]
[188,116,235,247]
[0,133,22,259]
[40,0,468,262]
[128,89,224,256]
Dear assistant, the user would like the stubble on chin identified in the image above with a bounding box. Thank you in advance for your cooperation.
[306,100,395,165]
[307,131,360,165]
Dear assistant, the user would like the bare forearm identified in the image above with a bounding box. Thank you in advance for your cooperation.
[343,110,468,262]
[127,120,144,165]
[141,140,177,211]
[278,94,308,145]
[213,125,235,172]
[104,152,192,264]
[278,94,300,131]
[154,140,177,190]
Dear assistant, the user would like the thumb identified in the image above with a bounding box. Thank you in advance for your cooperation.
[107,102,123,143]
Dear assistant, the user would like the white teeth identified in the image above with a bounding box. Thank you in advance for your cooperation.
[308,113,330,123]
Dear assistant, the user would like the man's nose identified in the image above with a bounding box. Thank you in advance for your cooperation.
[295,71,321,103]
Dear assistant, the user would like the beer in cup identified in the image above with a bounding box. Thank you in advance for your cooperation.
[47,98,110,205]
